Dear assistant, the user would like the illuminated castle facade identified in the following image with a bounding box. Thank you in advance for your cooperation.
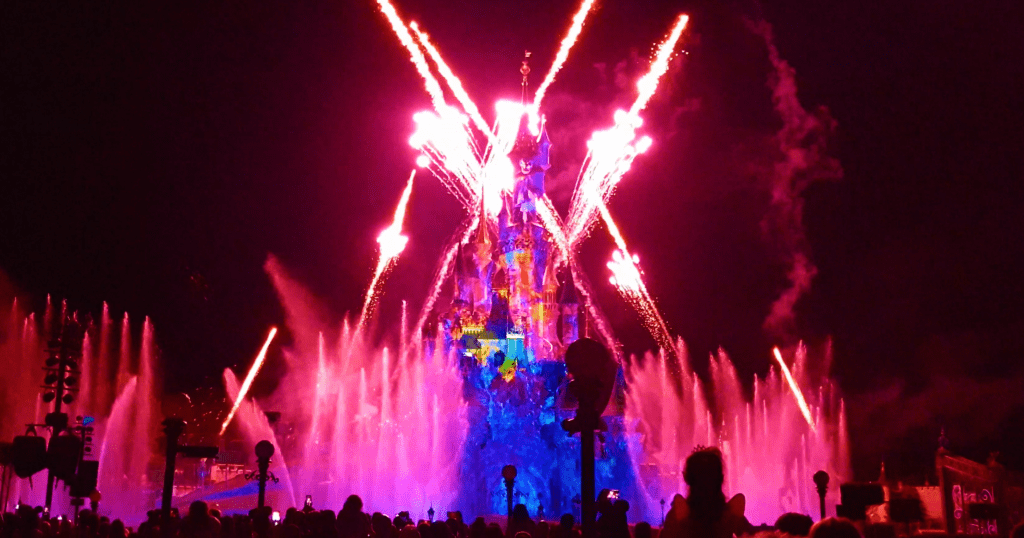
[442,116,582,376]
[433,116,634,518]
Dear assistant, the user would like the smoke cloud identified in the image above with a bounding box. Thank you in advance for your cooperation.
[749,20,843,339]
[848,372,1024,478]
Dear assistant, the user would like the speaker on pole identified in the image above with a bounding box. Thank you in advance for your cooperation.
[70,460,99,498]
[12,435,47,478]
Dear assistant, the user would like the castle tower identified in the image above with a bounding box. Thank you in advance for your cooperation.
[558,273,580,346]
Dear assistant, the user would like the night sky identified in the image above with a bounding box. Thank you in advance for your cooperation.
[2,0,1023,482]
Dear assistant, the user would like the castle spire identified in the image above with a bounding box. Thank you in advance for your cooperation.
[520,50,532,104]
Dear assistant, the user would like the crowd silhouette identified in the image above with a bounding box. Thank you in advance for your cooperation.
[3,448,1019,538]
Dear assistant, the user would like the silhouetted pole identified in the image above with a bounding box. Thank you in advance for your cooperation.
[502,465,517,519]
[161,418,218,538]
[254,441,274,510]
[41,314,83,513]
[580,418,596,538]
[161,418,186,538]
[813,470,830,521]
[561,338,616,538]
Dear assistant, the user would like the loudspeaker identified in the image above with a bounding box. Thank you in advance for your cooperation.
[0,442,12,466]
[840,483,886,507]
[889,497,924,523]
[12,435,47,478]
[46,434,82,482]
[70,460,99,498]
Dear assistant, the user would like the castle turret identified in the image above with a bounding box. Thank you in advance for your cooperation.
[558,272,580,346]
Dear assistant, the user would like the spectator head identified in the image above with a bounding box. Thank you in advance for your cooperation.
[559,514,574,530]
[512,504,530,522]
[634,522,652,538]
[188,501,210,520]
[431,520,453,538]
[683,447,724,494]
[110,519,127,538]
[399,525,421,538]
[809,518,860,538]
[485,522,503,538]
[372,512,393,536]
[775,513,813,536]
[418,521,433,538]
[343,495,364,513]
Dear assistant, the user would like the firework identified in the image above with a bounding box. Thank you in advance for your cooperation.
[358,170,416,328]
[221,327,278,435]
[533,0,598,108]
[773,347,817,432]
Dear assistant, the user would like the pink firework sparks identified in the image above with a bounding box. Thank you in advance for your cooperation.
[221,327,278,435]
[375,1,689,354]
[359,170,416,328]
[533,0,598,108]
[773,347,817,432]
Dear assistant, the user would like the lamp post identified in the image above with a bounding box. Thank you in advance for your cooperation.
[252,441,276,511]
[502,465,517,519]
[813,470,830,521]
[561,338,616,538]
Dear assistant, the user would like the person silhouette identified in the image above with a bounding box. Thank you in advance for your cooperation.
[661,447,749,538]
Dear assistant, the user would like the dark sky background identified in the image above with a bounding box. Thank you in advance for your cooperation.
[2,0,1023,483]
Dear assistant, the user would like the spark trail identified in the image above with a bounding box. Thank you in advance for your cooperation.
[599,201,673,353]
[375,0,447,113]
[221,327,278,435]
[630,14,689,116]
[359,170,416,329]
[773,347,816,432]
[533,0,597,108]
[568,14,689,245]
[410,22,494,144]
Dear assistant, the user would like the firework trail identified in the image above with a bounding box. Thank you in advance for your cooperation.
[221,327,278,435]
[568,14,688,245]
[630,14,689,116]
[599,201,673,353]
[533,0,598,108]
[358,170,416,329]
[773,347,817,432]
[410,22,495,145]
[410,110,481,211]
[375,0,447,113]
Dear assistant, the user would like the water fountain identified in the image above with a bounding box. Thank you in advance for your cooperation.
[0,300,160,521]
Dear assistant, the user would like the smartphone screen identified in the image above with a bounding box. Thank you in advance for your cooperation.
[304,495,312,508]
[272,511,281,523]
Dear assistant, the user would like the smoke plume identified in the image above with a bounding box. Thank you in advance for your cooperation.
[750,20,843,339]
